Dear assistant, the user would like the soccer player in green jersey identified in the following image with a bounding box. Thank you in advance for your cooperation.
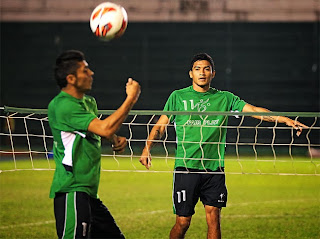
[139,53,307,239]
[48,50,140,239]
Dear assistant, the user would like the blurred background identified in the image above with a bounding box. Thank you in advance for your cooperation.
[1,4,319,238]
[0,0,319,112]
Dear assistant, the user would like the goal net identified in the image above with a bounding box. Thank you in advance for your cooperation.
[1,106,319,175]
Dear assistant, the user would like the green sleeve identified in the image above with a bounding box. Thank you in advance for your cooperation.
[55,99,97,132]
[230,93,247,112]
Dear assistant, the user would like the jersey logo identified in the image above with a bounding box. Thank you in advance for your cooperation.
[182,99,220,126]
[182,99,210,112]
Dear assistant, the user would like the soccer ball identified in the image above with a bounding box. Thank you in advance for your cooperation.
[90,2,128,41]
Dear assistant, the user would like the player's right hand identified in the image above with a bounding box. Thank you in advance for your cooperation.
[126,78,141,104]
[111,135,127,153]
[139,148,152,170]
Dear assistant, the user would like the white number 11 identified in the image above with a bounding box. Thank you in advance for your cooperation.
[177,190,186,203]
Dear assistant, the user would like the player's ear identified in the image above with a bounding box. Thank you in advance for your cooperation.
[212,70,216,78]
[189,70,193,79]
[66,74,76,85]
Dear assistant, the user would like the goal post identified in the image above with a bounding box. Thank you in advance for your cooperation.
[1,106,319,175]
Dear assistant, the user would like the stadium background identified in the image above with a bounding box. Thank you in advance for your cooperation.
[0,0,319,113]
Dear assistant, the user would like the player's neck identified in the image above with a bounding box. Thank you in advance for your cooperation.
[62,87,85,99]
[192,84,210,93]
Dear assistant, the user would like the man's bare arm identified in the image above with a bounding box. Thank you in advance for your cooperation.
[88,78,141,140]
[242,103,308,136]
[139,115,170,169]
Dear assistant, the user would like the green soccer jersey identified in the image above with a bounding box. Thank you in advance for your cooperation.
[48,91,101,199]
[164,86,246,171]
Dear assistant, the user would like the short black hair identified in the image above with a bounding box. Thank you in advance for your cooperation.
[54,50,85,89]
[190,53,215,71]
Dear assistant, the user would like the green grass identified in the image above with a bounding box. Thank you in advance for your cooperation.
[0,157,319,238]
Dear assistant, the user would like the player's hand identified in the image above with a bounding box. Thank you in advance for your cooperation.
[111,135,127,153]
[139,148,152,170]
[126,78,141,104]
[285,119,308,137]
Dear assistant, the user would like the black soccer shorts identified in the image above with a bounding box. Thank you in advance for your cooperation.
[172,167,228,217]
[54,191,125,238]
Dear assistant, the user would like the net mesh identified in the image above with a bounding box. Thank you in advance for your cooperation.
[1,106,319,175]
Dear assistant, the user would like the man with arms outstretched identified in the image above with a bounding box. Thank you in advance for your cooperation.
[139,53,307,239]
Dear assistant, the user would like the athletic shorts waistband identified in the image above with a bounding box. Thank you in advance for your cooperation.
[175,167,224,173]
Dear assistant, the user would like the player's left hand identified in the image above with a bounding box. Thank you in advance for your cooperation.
[285,119,308,137]
[111,135,127,153]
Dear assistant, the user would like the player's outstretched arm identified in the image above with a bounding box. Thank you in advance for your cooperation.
[88,78,141,139]
[140,115,170,169]
[243,103,308,136]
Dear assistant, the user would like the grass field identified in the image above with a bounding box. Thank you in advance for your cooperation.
[0,157,319,239]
